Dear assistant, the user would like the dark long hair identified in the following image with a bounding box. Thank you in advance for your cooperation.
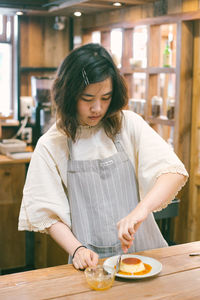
[52,43,128,141]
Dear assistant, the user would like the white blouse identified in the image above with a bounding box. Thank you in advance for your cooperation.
[18,110,188,233]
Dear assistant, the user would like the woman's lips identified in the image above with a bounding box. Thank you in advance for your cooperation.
[88,116,101,120]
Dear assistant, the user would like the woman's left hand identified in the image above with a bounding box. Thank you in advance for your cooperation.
[117,206,149,253]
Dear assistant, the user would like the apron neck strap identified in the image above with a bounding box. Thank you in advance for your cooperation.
[67,138,73,160]
[113,133,124,152]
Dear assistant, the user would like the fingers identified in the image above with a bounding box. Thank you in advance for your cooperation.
[73,248,99,270]
[117,219,137,247]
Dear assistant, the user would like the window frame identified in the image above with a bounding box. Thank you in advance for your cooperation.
[0,15,15,118]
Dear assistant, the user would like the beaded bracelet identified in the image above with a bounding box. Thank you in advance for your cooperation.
[72,245,87,260]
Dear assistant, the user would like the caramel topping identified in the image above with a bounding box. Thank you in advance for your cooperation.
[122,257,141,265]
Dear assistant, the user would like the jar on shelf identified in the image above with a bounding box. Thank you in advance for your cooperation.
[151,96,163,118]
[128,98,146,117]
[167,97,175,120]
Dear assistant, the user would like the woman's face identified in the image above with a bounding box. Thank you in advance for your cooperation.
[77,77,112,127]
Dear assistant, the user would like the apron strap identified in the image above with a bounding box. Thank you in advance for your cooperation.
[67,138,73,160]
[113,133,124,152]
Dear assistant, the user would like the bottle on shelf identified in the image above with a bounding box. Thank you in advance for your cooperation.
[151,96,163,118]
[163,40,172,68]
[129,98,146,117]
[166,97,175,120]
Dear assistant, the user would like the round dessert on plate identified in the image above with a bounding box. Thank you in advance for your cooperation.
[120,257,145,273]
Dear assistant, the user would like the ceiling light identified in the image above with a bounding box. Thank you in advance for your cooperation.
[113,2,122,6]
[16,11,24,15]
[74,11,82,17]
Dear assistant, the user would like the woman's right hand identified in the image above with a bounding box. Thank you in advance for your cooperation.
[72,247,99,270]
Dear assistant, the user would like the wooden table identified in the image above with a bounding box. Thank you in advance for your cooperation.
[0,241,200,300]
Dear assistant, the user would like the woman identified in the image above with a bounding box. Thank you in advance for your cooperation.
[18,43,188,270]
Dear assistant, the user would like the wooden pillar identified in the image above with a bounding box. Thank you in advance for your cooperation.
[173,21,193,244]
[101,31,110,52]
[187,20,200,242]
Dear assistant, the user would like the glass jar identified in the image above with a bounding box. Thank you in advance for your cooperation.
[151,96,163,118]
[129,98,146,117]
[167,98,175,120]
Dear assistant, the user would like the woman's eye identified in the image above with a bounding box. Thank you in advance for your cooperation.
[81,97,93,102]
[102,96,111,101]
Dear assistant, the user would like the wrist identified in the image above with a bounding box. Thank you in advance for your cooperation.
[72,245,87,260]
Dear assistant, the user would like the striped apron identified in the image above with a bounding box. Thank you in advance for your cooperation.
[67,134,167,263]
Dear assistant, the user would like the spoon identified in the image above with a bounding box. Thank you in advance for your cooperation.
[189,253,200,256]
[115,255,122,273]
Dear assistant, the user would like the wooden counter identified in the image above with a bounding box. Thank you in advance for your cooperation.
[0,152,67,273]
[0,155,29,272]
[0,241,200,300]
[0,154,31,165]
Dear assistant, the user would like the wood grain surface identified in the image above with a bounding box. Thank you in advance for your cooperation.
[0,241,199,300]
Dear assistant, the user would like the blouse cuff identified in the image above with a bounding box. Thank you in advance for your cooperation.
[18,216,61,234]
[153,166,188,212]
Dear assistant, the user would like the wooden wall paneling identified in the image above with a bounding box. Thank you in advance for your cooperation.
[141,2,154,19]
[188,20,200,242]
[173,21,193,244]
[101,31,111,52]
[20,15,69,69]
[0,164,26,270]
[46,236,68,267]
[182,0,199,12]
[82,5,144,30]
[20,17,29,67]
[34,233,68,269]
[20,73,30,96]
[34,232,47,268]
[43,17,69,67]
[20,16,43,67]
[28,17,44,67]
[167,0,182,15]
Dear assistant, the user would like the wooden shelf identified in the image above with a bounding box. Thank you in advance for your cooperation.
[121,67,147,74]
[121,67,176,75]
[147,116,175,126]
[20,67,57,72]
[148,67,176,74]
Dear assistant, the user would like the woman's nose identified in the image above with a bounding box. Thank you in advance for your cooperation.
[91,99,101,112]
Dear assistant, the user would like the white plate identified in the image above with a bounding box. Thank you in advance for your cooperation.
[103,254,162,279]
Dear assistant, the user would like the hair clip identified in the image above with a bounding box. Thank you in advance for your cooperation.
[82,68,89,86]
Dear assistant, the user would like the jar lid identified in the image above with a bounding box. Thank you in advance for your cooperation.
[151,96,163,104]
[167,98,175,105]
[129,98,146,103]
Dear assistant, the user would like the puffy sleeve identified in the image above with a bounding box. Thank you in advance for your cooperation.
[126,111,189,211]
[18,139,71,234]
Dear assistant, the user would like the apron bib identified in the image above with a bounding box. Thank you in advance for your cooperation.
[67,134,167,263]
